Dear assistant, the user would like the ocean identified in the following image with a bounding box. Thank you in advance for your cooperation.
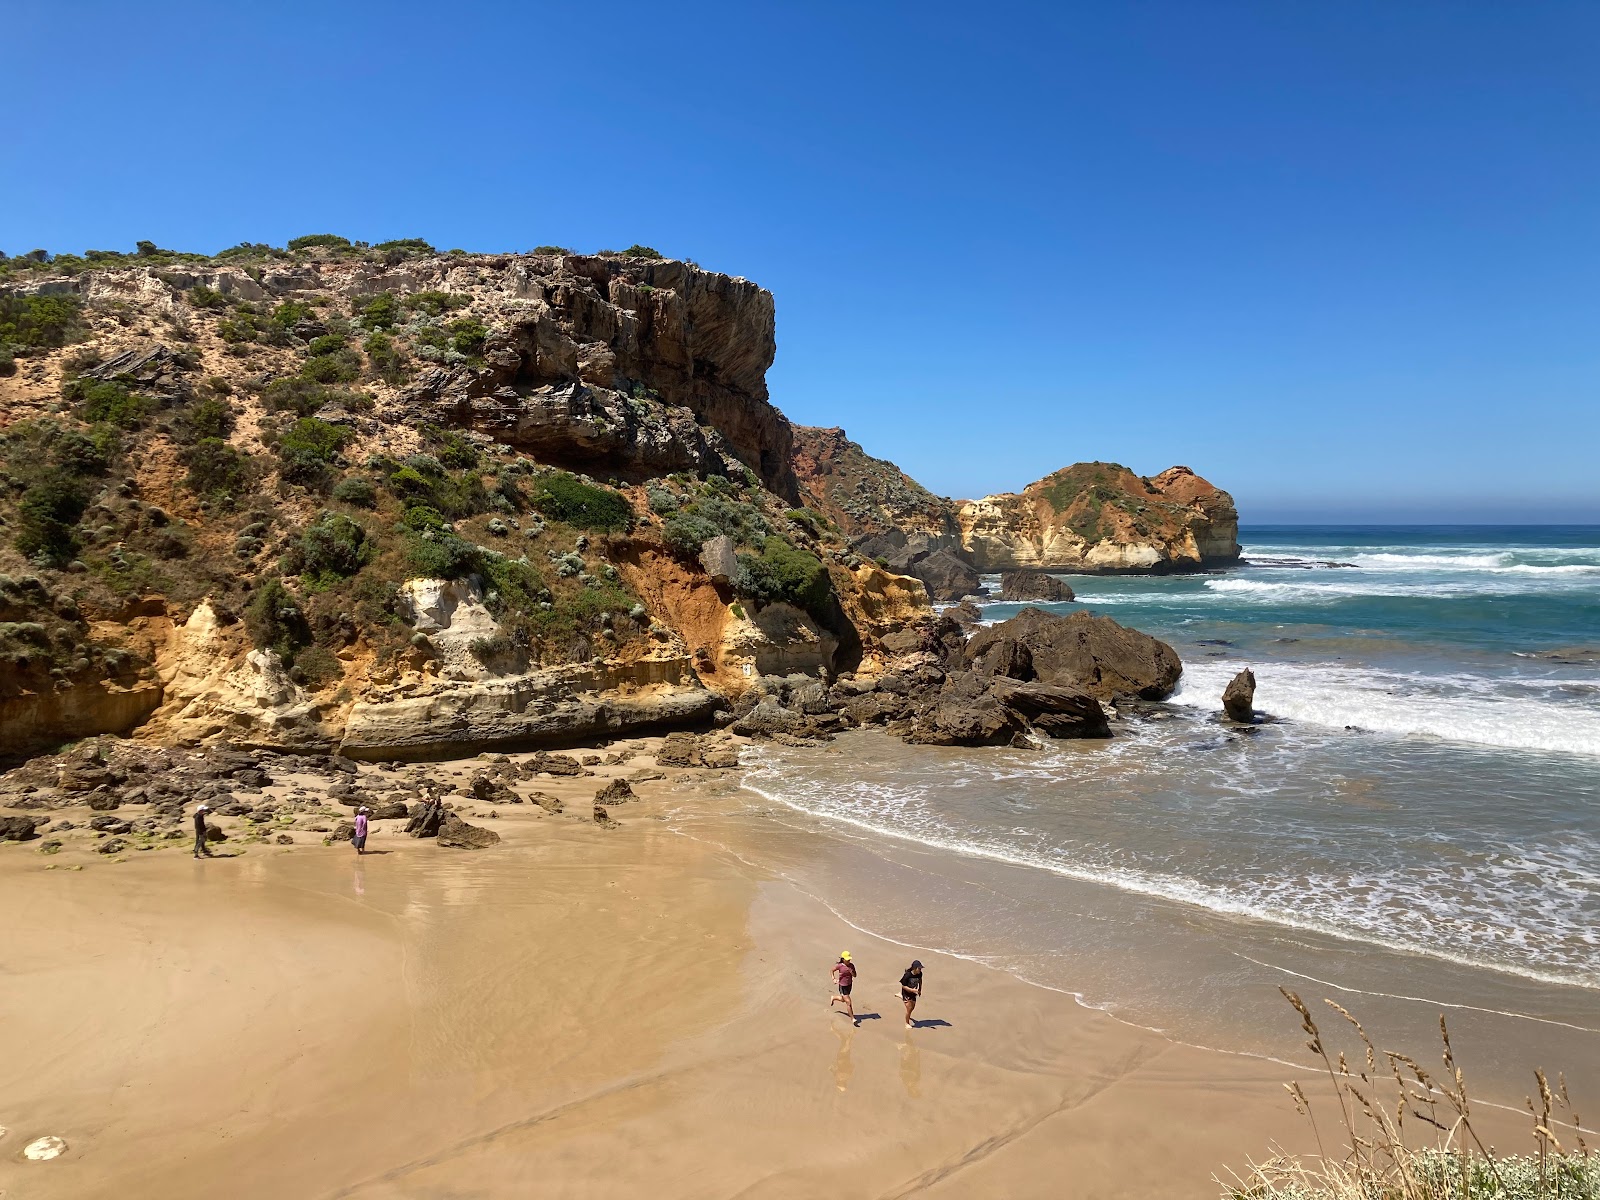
[675,527,1600,1106]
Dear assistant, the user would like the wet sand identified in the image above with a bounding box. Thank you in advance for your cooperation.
[2,748,1333,1199]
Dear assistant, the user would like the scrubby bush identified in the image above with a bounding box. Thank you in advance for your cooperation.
[180,438,254,506]
[646,486,680,515]
[385,458,487,519]
[428,427,479,470]
[269,299,317,329]
[171,395,235,443]
[283,513,375,588]
[245,577,311,663]
[288,643,343,689]
[74,380,149,428]
[360,292,401,330]
[402,505,448,532]
[53,425,120,475]
[363,331,407,383]
[275,417,351,487]
[187,285,228,310]
[404,531,480,579]
[301,347,361,384]
[530,245,570,255]
[0,294,85,350]
[662,512,720,557]
[331,476,377,508]
[15,476,90,564]
[287,234,352,252]
[448,317,488,357]
[261,377,347,417]
[734,537,832,615]
[407,290,470,316]
[307,333,347,356]
[528,472,631,532]
[373,238,434,255]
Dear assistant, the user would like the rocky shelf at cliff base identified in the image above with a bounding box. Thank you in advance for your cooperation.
[0,239,1235,759]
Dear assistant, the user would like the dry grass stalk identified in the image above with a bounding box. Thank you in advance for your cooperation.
[1218,992,1598,1199]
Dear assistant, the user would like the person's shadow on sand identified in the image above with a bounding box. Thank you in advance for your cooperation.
[909,1018,951,1030]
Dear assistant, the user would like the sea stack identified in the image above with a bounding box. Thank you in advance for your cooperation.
[1222,669,1256,722]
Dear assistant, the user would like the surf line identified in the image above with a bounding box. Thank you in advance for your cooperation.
[741,778,1599,993]
[1231,952,1600,1035]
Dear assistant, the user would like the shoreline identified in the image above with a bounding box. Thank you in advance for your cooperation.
[0,734,1330,1199]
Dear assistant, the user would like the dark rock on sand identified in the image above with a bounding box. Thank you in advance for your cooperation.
[986,677,1110,738]
[965,607,1182,701]
[999,571,1075,603]
[595,778,635,805]
[1223,668,1257,722]
[436,813,500,849]
[0,815,41,841]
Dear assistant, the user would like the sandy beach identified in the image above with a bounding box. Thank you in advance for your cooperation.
[0,739,1343,1199]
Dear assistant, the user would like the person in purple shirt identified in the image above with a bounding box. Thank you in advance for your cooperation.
[352,806,369,855]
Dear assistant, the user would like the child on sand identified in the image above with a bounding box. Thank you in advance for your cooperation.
[830,952,858,1024]
[353,806,369,855]
[900,960,923,1028]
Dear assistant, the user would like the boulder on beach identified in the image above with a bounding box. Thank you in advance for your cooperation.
[964,607,1182,701]
[436,813,500,849]
[999,571,1075,603]
[1223,668,1256,722]
[595,778,636,805]
[0,815,42,841]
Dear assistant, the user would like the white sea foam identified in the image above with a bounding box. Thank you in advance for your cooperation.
[741,765,1600,990]
[1172,659,1600,757]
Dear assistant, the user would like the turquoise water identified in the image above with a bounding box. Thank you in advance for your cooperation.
[698,527,1600,1102]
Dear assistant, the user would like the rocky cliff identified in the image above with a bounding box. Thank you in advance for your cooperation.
[791,426,960,543]
[956,463,1239,572]
[0,237,1232,761]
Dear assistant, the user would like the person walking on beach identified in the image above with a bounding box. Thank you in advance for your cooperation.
[900,960,923,1028]
[192,802,214,859]
[353,805,370,855]
[830,952,858,1024]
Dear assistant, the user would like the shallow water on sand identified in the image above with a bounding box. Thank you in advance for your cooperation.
[680,527,1600,1109]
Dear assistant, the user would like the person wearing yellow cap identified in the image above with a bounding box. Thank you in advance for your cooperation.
[829,951,858,1025]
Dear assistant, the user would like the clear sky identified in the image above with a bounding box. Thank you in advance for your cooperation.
[7,1,1597,522]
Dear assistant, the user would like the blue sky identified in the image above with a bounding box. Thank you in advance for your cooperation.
[7,1,1597,521]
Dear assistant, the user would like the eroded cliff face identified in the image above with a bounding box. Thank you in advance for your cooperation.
[956,463,1240,573]
[0,246,932,757]
[791,426,960,542]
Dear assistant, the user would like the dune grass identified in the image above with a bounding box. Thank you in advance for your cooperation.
[1219,990,1596,1199]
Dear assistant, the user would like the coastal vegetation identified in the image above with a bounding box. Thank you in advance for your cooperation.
[1222,992,1597,1200]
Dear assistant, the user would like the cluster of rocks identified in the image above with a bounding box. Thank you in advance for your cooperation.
[720,606,1186,749]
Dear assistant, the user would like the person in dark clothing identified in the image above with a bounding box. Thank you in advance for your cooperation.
[830,952,858,1025]
[192,803,214,859]
[900,960,924,1028]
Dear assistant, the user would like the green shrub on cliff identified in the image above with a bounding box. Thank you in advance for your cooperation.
[274,417,351,487]
[171,396,235,443]
[300,347,361,384]
[407,290,470,317]
[283,513,375,589]
[287,234,352,253]
[331,476,377,508]
[245,577,311,664]
[734,537,832,615]
[16,476,91,565]
[180,438,255,506]
[528,472,631,532]
[74,380,149,428]
[0,293,85,351]
[363,331,407,383]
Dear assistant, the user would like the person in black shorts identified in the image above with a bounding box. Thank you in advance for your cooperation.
[192,802,214,859]
[830,952,858,1024]
[900,960,923,1028]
